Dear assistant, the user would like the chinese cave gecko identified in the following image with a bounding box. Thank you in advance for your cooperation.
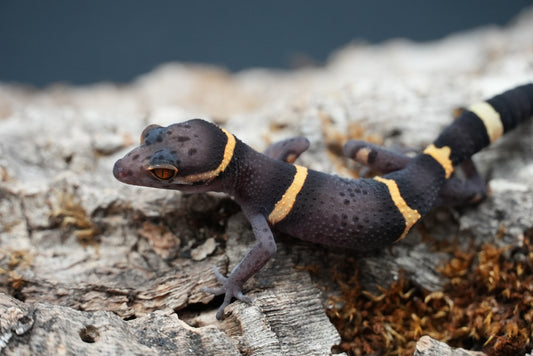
[113,83,533,319]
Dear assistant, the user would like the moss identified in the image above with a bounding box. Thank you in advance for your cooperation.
[327,227,533,355]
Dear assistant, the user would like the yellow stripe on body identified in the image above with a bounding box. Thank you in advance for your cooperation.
[468,101,503,143]
[268,165,308,225]
[374,176,421,241]
[423,144,454,179]
[182,128,236,183]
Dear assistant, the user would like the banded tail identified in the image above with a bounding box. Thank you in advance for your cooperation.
[432,83,533,167]
[385,83,533,226]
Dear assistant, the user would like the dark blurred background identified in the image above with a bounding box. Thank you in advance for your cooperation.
[0,1,531,87]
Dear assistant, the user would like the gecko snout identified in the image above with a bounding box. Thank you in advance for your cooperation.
[113,159,130,180]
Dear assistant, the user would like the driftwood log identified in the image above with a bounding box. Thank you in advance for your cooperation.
[1,7,533,355]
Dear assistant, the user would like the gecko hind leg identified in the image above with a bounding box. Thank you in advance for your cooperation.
[437,159,487,207]
[343,140,412,174]
[264,137,310,163]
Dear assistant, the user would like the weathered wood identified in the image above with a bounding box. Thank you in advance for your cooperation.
[0,292,240,355]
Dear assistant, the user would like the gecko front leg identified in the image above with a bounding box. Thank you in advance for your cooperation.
[202,213,277,319]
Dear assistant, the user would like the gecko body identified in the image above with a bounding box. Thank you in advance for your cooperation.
[114,83,533,319]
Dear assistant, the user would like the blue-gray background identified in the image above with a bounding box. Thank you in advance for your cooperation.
[0,1,530,87]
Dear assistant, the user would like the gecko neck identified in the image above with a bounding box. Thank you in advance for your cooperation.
[223,140,297,216]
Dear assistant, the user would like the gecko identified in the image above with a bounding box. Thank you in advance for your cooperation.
[113,83,533,319]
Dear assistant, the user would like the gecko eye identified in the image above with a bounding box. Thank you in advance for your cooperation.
[140,124,162,144]
[148,165,178,180]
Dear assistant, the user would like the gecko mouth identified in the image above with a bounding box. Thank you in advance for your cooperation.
[171,178,195,185]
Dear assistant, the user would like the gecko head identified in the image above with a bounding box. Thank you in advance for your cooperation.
[113,119,236,191]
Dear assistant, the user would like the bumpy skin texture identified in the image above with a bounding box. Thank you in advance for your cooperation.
[113,83,533,319]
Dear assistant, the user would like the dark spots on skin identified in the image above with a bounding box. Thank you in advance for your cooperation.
[156,135,163,143]
[344,199,350,205]
[177,136,190,142]
[132,154,139,161]
[166,130,173,135]
[126,170,133,176]
[188,148,197,156]
[339,192,345,197]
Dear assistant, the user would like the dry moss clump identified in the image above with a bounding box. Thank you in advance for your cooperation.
[327,228,533,356]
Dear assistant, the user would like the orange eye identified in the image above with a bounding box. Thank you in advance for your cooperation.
[148,166,178,180]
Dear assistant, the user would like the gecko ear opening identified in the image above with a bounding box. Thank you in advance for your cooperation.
[140,124,162,144]
[148,165,178,180]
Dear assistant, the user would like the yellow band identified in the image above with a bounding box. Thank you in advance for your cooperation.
[374,176,421,241]
[468,101,503,143]
[182,128,236,183]
[268,165,308,225]
[423,144,454,179]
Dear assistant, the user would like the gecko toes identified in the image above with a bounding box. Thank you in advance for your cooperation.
[212,265,228,283]
[199,286,225,296]
[202,265,253,320]
[236,291,253,304]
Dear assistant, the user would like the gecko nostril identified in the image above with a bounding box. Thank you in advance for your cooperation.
[113,161,125,179]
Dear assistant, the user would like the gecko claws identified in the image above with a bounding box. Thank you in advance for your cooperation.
[236,291,253,304]
[201,265,253,320]
[212,288,253,320]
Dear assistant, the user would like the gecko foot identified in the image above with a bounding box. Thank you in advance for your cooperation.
[200,266,253,320]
